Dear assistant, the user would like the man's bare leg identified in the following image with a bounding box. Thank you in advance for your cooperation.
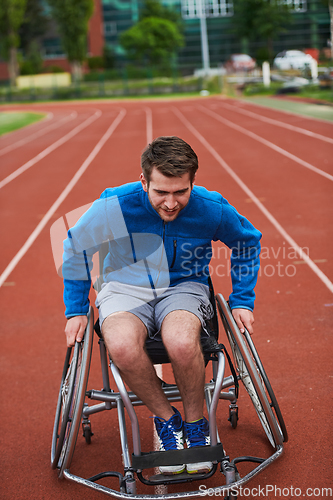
[102,312,174,421]
[161,310,205,423]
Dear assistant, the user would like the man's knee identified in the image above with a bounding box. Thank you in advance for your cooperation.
[102,312,147,369]
[161,310,202,361]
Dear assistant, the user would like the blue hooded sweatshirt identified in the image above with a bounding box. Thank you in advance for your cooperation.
[62,182,261,318]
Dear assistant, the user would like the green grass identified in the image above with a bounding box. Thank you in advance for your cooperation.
[0,112,45,135]
[243,82,333,103]
[297,86,333,103]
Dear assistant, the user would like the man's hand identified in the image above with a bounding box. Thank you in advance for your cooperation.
[231,308,254,335]
[65,315,88,347]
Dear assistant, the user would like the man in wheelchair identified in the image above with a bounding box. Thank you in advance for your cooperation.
[62,136,261,477]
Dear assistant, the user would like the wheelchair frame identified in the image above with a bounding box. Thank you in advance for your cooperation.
[51,288,288,499]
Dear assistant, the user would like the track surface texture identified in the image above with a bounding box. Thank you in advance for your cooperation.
[1,96,332,499]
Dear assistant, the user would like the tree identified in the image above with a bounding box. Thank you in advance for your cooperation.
[19,0,49,55]
[0,0,27,85]
[46,0,94,81]
[232,0,292,60]
[328,0,333,59]
[321,0,333,59]
[120,0,184,67]
[18,0,49,75]
[120,17,184,66]
[20,40,44,74]
[140,0,183,28]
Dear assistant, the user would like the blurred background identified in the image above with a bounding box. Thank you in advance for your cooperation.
[0,0,332,101]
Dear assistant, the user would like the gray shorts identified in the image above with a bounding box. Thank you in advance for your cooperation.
[95,281,214,339]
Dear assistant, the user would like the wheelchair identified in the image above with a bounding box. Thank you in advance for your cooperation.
[51,246,288,499]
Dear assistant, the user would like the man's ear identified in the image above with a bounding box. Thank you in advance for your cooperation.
[140,172,148,192]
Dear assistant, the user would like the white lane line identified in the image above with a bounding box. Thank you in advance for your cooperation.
[198,105,333,182]
[173,106,333,294]
[0,109,126,287]
[217,101,333,145]
[0,111,77,157]
[235,97,333,125]
[145,107,153,144]
[0,110,102,189]
[153,364,168,495]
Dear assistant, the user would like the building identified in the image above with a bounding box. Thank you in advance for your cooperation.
[0,0,331,81]
[101,0,331,69]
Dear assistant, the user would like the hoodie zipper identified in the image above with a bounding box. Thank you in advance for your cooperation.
[154,222,166,288]
[170,239,177,269]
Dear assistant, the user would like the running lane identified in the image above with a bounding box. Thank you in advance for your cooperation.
[0,106,101,186]
[0,106,123,273]
[150,99,332,495]
[204,99,333,178]
[1,98,332,499]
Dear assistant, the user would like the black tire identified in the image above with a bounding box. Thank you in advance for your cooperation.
[51,308,94,475]
[216,294,286,448]
[229,410,238,429]
[224,493,237,500]
[244,329,288,443]
[83,424,93,445]
[51,344,77,469]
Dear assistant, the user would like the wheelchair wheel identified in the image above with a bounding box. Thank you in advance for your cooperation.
[216,294,287,448]
[83,422,93,444]
[243,329,288,443]
[51,308,94,476]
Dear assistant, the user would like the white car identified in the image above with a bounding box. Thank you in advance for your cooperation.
[225,54,256,72]
[273,50,315,70]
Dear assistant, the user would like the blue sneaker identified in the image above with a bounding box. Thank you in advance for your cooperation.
[184,417,213,474]
[154,407,185,475]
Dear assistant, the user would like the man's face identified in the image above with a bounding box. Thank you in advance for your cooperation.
[140,167,194,222]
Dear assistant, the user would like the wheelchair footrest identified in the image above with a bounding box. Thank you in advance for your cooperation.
[141,465,218,486]
[132,443,225,470]
[149,471,209,483]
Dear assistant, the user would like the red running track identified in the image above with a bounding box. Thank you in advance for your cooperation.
[1,97,332,499]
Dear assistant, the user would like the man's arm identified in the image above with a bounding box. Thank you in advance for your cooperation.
[215,198,262,322]
[62,193,129,323]
[65,315,88,347]
[214,198,261,334]
[231,308,254,335]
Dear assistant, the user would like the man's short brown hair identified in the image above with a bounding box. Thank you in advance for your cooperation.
[141,136,198,183]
